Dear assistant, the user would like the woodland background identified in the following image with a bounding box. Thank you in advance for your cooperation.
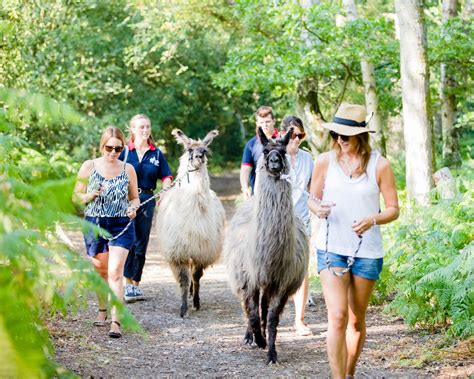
[0,0,472,376]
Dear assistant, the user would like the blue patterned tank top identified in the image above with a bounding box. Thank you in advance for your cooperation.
[84,162,129,217]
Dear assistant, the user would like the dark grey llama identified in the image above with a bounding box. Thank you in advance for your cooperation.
[224,127,309,364]
[156,129,225,317]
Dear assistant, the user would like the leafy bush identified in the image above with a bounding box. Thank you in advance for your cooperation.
[0,91,139,377]
[377,160,473,338]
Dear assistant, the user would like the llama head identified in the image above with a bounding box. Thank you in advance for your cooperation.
[258,126,293,177]
[172,129,219,170]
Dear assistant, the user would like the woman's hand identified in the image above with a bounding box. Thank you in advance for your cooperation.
[126,206,137,220]
[316,201,335,219]
[352,217,376,236]
[86,187,103,203]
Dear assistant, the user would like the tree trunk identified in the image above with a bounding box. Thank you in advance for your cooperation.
[342,0,385,155]
[463,0,473,19]
[295,77,327,156]
[296,0,326,157]
[440,0,461,166]
[395,0,434,205]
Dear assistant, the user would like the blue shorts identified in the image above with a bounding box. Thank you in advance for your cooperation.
[316,249,383,281]
[83,216,135,257]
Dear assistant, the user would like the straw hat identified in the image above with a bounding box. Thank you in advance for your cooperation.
[323,103,375,136]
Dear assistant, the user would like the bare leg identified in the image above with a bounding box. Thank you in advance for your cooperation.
[293,273,312,335]
[346,275,376,377]
[319,268,351,379]
[90,252,109,322]
[107,246,129,334]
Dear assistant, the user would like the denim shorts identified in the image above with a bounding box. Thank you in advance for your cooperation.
[316,249,383,281]
[83,216,135,257]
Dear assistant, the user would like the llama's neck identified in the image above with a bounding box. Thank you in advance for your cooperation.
[255,171,295,245]
[177,155,210,192]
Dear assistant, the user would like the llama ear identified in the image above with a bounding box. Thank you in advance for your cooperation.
[202,130,219,147]
[171,128,191,148]
[281,127,293,146]
[257,127,269,146]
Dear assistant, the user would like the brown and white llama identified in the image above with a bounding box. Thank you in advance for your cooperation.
[224,127,309,364]
[156,129,225,317]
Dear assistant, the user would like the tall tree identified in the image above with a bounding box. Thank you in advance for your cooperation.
[297,0,327,156]
[342,0,385,155]
[440,0,461,166]
[395,0,434,204]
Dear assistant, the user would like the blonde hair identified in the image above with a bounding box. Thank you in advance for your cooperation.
[129,113,155,145]
[332,133,372,174]
[99,126,126,151]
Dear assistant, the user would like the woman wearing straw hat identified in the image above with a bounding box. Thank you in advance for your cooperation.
[308,103,399,378]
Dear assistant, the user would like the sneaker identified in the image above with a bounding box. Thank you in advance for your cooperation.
[124,284,138,303]
[134,286,145,301]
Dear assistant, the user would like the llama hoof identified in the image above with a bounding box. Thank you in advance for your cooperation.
[266,351,279,365]
[255,336,267,349]
[193,298,200,310]
[179,305,188,318]
[243,331,254,346]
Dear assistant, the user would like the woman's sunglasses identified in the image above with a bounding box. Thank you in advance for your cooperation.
[104,145,124,153]
[291,132,306,140]
[329,131,350,142]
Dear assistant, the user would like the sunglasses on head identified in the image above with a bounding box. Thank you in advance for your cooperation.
[104,145,124,153]
[329,131,350,142]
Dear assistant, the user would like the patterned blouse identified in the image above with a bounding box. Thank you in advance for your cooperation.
[84,162,129,217]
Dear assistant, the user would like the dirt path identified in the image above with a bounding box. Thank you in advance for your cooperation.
[53,174,472,378]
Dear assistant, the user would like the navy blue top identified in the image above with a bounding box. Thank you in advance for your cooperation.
[119,142,172,191]
[241,136,263,191]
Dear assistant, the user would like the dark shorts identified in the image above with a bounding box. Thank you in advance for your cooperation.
[316,249,383,281]
[83,216,135,257]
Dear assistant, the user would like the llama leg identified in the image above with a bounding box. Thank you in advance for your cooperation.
[242,289,266,348]
[241,295,253,346]
[171,262,189,317]
[266,294,289,364]
[260,291,269,340]
[191,264,203,310]
[189,281,193,298]
[249,289,267,349]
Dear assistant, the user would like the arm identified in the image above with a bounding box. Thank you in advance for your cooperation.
[162,176,172,189]
[240,165,253,199]
[158,152,173,189]
[240,140,255,199]
[307,153,333,217]
[72,160,101,205]
[352,156,400,235]
[126,163,140,219]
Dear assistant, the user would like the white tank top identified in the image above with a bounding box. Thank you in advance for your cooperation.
[315,150,383,258]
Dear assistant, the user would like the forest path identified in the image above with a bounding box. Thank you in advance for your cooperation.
[52,174,471,378]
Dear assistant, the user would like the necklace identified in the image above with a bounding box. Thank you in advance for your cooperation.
[339,157,360,179]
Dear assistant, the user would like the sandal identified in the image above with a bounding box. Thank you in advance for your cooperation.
[93,309,108,327]
[108,321,122,338]
[294,323,313,336]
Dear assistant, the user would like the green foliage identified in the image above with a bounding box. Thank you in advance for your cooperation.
[0,90,140,376]
[377,161,474,338]
[213,1,399,119]
[0,1,258,168]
